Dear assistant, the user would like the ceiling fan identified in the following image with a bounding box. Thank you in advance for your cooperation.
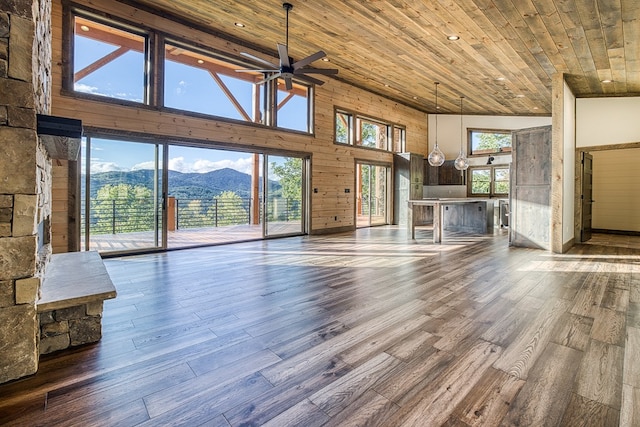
[236,2,338,90]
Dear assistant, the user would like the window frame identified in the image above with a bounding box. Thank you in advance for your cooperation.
[64,4,316,134]
[467,165,510,197]
[468,128,512,157]
[64,8,153,105]
[334,107,405,153]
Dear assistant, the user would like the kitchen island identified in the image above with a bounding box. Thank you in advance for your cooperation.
[407,198,495,243]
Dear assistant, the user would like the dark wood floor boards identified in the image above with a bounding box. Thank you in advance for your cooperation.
[0,229,639,426]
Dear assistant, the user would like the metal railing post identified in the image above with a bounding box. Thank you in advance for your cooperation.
[112,199,116,234]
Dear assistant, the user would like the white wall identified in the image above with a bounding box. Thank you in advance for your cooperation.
[576,97,640,147]
[592,148,640,232]
[563,81,576,244]
[427,114,552,167]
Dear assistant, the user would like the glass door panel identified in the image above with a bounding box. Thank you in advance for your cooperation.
[356,163,389,227]
[264,155,305,237]
[81,137,163,253]
[166,146,262,248]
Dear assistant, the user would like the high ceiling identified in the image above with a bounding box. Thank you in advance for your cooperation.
[131,0,640,116]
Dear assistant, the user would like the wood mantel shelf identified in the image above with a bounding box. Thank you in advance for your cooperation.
[38,251,116,312]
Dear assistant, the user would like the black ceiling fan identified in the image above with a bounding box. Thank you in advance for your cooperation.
[236,2,338,90]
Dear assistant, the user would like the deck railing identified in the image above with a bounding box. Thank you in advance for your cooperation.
[81,196,301,234]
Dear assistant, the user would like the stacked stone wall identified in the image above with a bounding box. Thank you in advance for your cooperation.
[39,301,103,354]
[0,0,52,384]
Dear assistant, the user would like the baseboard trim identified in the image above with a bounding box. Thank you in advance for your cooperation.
[592,228,640,236]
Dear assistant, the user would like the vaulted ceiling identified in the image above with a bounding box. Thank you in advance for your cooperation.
[131,0,640,116]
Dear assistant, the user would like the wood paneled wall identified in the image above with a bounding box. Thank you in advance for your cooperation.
[49,0,427,246]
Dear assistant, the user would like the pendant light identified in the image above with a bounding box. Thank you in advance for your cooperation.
[427,82,445,167]
[454,96,469,171]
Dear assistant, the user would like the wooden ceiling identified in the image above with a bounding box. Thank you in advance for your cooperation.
[129,0,640,116]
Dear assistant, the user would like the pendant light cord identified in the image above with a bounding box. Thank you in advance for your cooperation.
[460,96,464,153]
[434,82,439,148]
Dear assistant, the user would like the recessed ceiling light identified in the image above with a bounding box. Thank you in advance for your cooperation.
[322,58,330,62]
[234,22,245,28]
[495,77,505,81]
[601,79,613,83]
[447,35,460,41]
[384,84,390,87]
[533,107,539,110]
[413,96,418,100]
[197,59,204,64]
[80,25,90,32]
[516,94,526,98]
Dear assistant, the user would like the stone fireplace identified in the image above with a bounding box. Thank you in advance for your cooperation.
[0,0,52,384]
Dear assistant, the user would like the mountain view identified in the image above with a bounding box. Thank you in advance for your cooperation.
[86,167,280,199]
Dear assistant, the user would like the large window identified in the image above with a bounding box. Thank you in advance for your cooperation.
[164,42,264,122]
[276,79,311,132]
[68,8,313,133]
[72,15,148,103]
[335,109,404,153]
[468,166,509,197]
[469,129,512,156]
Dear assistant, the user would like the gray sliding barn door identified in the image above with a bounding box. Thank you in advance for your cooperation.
[509,125,552,250]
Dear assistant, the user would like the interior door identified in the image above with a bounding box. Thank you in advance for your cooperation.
[264,155,305,237]
[581,152,594,242]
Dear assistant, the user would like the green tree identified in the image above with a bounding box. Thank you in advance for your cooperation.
[476,132,511,152]
[271,158,302,220]
[180,199,210,228]
[93,183,155,233]
[209,191,248,226]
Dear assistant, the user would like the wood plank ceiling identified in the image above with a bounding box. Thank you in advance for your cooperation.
[129,0,640,116]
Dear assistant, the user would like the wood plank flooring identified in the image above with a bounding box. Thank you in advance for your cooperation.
[1,228,639,426]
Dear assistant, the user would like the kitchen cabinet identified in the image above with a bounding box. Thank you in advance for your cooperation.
[424,160,465,185]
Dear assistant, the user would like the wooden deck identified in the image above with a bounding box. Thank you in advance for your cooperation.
[85,222,303,253]
[1,228,639,426]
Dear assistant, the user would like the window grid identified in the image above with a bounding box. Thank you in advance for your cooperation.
[335,109,405,154]
[468,165,509,197]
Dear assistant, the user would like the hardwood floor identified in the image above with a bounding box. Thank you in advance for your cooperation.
[1,228,638,426]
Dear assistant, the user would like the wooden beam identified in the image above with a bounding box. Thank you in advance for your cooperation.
[208,71,252,122]
[74,46,130,81]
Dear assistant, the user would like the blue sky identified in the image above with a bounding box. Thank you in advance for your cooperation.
[86,138,257,175]
[75,24,305,175]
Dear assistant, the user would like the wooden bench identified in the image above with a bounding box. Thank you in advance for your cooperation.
[37,251,117,355]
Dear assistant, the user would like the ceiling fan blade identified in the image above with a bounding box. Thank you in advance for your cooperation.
[284,77,293,91]
[294,68,338,75]
[257,72,282,85]
[293,50,326,69]
[235,68,279,73]
[294,74,325,86]
[240,52,278,68]
[277,44,290,67]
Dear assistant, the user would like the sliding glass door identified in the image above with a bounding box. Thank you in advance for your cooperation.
[264,155,306,237]
[165,146,262,249]
[82,138,308,253]
[81,137,163,253]
[356,162,389,227]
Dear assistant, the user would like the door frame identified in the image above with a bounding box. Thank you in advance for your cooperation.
[574,141,640,243]
[354,159,392,228]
